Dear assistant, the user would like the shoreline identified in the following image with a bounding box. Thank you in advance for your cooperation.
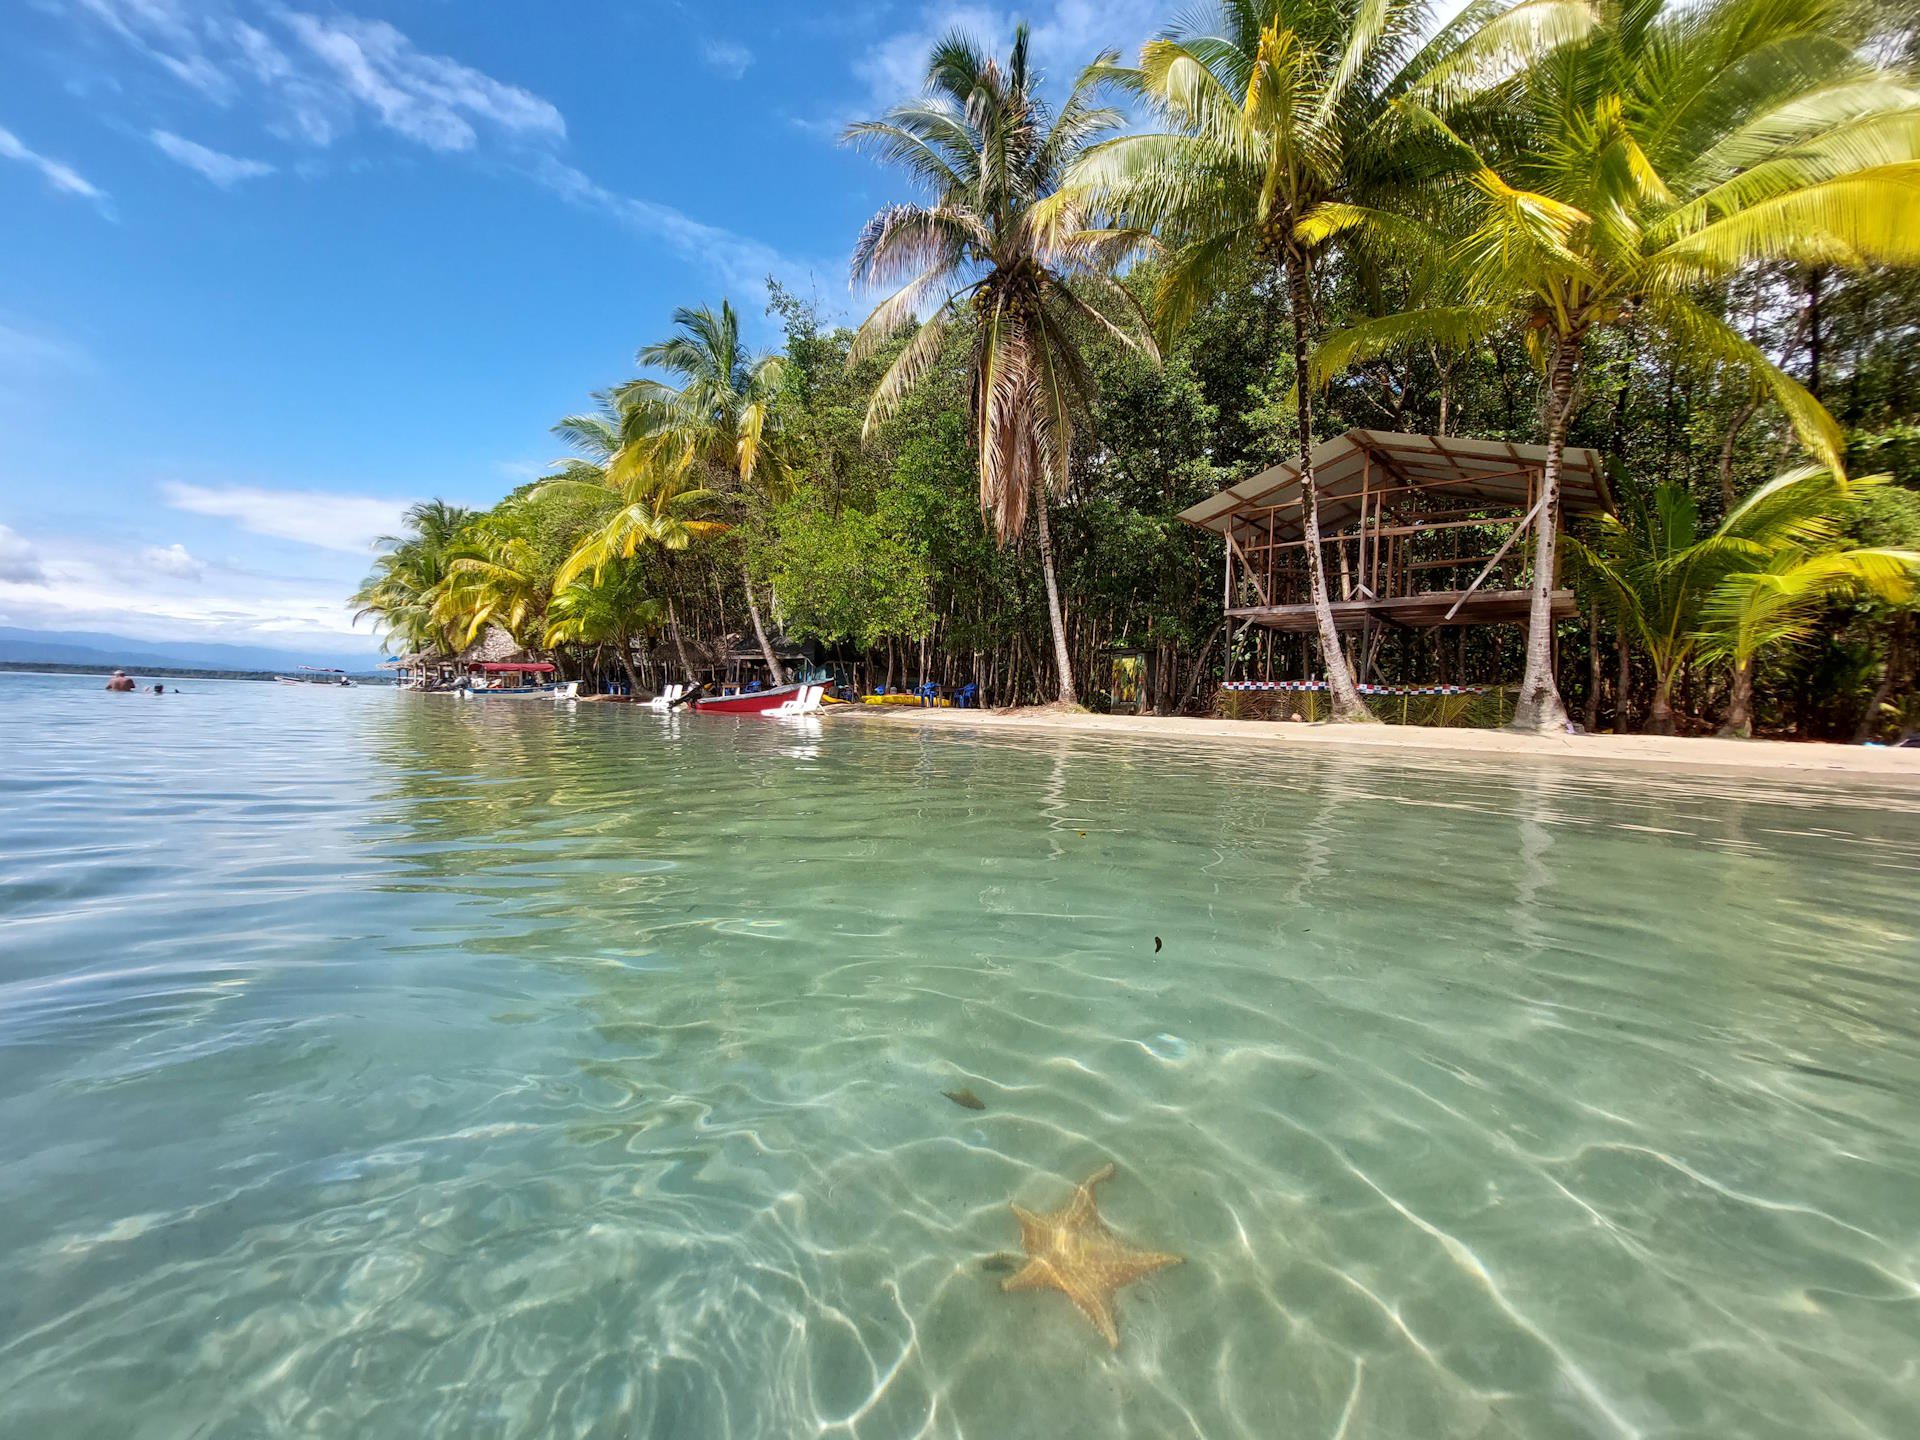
[845,704,1920,783]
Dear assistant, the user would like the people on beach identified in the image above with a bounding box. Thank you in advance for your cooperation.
[105,670,135,692]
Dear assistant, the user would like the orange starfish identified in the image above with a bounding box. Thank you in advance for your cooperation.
[1001,1163,1182,1349]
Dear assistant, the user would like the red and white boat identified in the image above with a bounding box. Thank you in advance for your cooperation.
[691,679,827,716]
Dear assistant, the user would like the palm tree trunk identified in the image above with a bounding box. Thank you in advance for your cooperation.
[1509,337,1578,734]
[1719,655,1754,738]
[1284,250,1369,722]
[1647,666,1677,735]
[617,641,641,696]
[666,597,693,681]
[1033,492,1078,706]
[741,565,787,685]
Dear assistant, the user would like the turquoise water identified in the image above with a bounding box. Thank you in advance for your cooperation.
[3,670,1919,1439]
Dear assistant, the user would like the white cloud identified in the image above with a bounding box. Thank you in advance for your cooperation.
[150,129,275,185]
[0,523,372,643]
[0,125,112,211]
[141,541,205,578]
[62,3,802,299]
[701,39,754,80]
[0,524,46,584]
[280,10,566,152]
[71,0,237,101]
[161,481,413,555]
[529,156,812,299]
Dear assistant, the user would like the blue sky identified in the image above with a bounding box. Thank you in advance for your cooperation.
[0,0,1169,655]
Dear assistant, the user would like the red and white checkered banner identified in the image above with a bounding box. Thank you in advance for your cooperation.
[1222,680,1488,696]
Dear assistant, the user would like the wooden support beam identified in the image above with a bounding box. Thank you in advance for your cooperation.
[1444,490,1551,621]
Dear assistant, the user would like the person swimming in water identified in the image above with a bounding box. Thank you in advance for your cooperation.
[105,670,136,692]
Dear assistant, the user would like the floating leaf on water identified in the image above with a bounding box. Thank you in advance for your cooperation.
[1153,936,1162,953]
[943,1087,987,1111]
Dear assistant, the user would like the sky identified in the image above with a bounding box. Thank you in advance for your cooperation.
[0,0,1175,656]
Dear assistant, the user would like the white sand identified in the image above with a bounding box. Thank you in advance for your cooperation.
[844,704,1920,784]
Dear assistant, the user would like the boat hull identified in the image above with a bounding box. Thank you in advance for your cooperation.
[691,681,825,716]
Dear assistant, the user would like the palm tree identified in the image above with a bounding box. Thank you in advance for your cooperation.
[540,396,729,680]
[620,301,794,683]
[844,24,1156,706]
[1566,483,1721,733]
[434,508,548,649]
[353,500,478,656]
[544,561,665,694]
[1571,469,1917,734]
[1695,473,1918,736]
[1312,0,1920,731]
[1056,0,1526,720]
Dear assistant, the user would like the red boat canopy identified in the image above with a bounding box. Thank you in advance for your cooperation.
[477,661,555,673]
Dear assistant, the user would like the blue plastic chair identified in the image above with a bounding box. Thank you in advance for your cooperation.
[954,683,978,708]
[914,681,940,706]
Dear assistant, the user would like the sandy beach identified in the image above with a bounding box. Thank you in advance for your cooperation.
[847,703,1920,783]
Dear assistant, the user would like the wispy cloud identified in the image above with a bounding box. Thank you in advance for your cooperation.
[161,481,414,555]
[0,125,112,213]
[700,39,754,80]
[150,129,275,185]
[61,2,803,296]
[0,524,47,584]
[529,156,813,299]
[280,10,566,152]
[141,541,206,578]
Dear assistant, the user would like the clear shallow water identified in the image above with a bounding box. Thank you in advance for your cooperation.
[3,671,1919,1439]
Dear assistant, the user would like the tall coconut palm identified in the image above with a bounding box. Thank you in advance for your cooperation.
[620,301,795,683]
[845,24,1157,706]
[1054,0,1549,720]
[1312,0,1920,731]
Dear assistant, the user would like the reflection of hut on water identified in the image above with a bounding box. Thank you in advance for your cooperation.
[1179,429,1610,699]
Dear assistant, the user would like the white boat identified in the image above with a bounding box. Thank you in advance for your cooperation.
[275,667,355,687]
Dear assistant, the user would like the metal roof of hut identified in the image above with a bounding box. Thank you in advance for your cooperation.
[1177,429,1611,543]
[1179,429,1613,632]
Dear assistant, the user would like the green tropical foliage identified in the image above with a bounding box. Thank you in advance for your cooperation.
[1571,469,1918,734]
[350,4,1920,744]
[1311,0,1920,728]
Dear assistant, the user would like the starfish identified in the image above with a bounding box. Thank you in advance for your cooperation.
[1001,1163,1182,1349]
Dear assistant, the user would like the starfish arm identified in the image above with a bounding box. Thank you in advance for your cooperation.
[1062,1163,1116,1227]
[1063,1280,1121,1349]
[1000,1260,1054,1293]
[1103,1248,1184,1286]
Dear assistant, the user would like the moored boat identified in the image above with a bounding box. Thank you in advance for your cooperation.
[691,679,826,716]
[275,667,355,687]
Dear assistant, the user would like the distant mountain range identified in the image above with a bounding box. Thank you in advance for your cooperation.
[0,626,387,675]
